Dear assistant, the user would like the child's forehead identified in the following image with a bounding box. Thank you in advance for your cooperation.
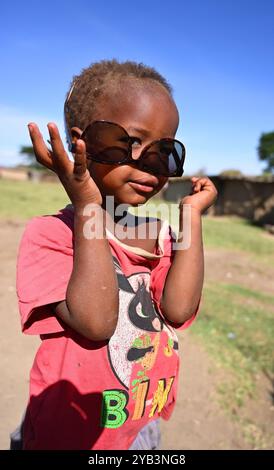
[94,80,179,136]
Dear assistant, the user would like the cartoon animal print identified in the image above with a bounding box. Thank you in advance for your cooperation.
[108,256,178,390]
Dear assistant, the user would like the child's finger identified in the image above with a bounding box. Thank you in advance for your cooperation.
[196,177,211,188]
[28,123,55,171]
[192,181,202,192]
[192,177,212,193]
[47,123,71,172]
[73,139,87,177]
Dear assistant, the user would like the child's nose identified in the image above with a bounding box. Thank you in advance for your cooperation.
[131,146,144,160]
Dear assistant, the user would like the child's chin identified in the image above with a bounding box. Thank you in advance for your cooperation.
[125,194,152,207]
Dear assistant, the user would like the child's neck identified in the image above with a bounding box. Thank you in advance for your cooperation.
[102,202,161,254]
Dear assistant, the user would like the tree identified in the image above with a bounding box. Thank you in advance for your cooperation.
[19,145,43,169]
[219,169,243,177]
[258,132,274,174]
[20,145,36,165]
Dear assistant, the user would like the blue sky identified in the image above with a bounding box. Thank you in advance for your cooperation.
[1,0,274,175]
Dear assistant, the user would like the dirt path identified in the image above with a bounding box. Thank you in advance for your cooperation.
[0,220,272,449]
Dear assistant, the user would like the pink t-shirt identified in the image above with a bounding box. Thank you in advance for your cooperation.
[16,206,197,450]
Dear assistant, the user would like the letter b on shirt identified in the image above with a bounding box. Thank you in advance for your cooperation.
[101,390,129,428]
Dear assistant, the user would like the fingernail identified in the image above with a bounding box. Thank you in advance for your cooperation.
[28,124,33,131]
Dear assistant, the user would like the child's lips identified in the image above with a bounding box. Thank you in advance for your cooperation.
[128,181,155,193]
[128,177,158,193]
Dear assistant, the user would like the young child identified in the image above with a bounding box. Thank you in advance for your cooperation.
[15,60,217,450]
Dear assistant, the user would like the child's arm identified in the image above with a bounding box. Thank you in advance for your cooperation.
[28,123,119,341]
[159,177,217,325]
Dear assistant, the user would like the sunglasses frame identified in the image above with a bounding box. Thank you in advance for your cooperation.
[71,120,186,177]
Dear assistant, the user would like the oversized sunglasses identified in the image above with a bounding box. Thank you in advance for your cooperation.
[70,120,185,177]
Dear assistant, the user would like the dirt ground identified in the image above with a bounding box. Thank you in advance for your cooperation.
[0,220,273,450]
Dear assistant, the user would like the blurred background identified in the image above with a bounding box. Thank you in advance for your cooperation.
[0,0,273,450]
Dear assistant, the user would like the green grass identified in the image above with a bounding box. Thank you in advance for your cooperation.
[0,179,69,220]
[192,282,274,409]
[202,216,274,259]
[221,283,274,305]
[191,280,274,448]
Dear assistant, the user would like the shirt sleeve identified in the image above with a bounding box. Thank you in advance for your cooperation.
[150,222,199,331]
[16,214,74,335]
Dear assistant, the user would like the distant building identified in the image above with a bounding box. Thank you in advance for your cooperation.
[163,175,274,226]
[0,166,58,183]
[0,166,29,181]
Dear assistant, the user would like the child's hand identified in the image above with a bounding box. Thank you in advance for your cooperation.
[180,177,217,214]
[28,122,102,207]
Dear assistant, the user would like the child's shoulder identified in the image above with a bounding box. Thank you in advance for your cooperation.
[22,206,74,243]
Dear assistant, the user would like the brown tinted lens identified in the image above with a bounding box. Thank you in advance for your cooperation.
[82,122,130,162]
[141,139,184,176]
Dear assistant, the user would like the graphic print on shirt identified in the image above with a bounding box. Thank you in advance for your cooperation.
[103,256,179,426]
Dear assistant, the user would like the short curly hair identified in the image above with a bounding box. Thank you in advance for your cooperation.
[64,59,173,147]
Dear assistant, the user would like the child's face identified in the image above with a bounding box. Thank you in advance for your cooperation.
[73,82,179,206]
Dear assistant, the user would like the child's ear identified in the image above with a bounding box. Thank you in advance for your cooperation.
[69,127,83,153]
[70,127,83,143]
